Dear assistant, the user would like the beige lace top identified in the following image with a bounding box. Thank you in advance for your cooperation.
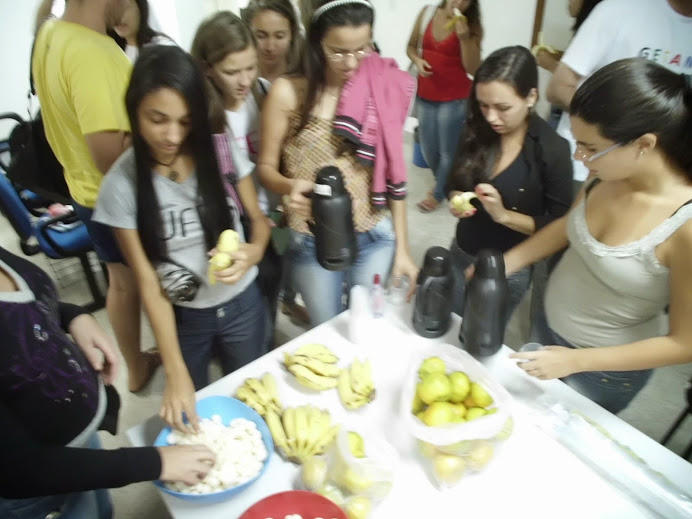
[281,111,386,234]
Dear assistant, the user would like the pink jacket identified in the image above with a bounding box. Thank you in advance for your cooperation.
[333,53,416,207]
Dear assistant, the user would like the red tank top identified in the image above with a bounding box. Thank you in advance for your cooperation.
[417,18,472,102]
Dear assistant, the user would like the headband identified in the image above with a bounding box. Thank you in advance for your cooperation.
[312,0,373,21]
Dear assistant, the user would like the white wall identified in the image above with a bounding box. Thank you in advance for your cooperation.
[0,0,43,138]
[535,0,574,117]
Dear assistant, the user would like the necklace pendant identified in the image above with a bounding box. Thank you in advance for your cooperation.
[168,170,180,182]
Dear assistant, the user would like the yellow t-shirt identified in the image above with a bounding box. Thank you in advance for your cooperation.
[32,20,132,208]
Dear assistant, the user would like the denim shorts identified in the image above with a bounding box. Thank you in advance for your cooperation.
[286,216,396,326]
[0,434,113,519]
[71,200,123,264]
[538,326,653,414]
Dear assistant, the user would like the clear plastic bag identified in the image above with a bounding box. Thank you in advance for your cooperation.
[399,343,515,489]
[299,428,396,518]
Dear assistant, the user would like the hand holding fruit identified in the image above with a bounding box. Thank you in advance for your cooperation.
[510,345,578,380]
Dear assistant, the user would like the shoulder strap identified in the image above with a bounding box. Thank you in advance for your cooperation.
[417,5,436,56]
[671,199,692,217]
[585,177,601,196]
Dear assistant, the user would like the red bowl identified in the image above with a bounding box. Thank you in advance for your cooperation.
[239,490,347,519]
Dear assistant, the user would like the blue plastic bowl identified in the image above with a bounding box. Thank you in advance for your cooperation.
[153,395,274,504]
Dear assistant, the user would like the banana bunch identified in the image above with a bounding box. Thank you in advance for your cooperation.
[338,358,376,410]
[233,373,282,417]
[264,405,339,464]
[284,344,340,391]
[444,7,467,30]
[208,229,239,284]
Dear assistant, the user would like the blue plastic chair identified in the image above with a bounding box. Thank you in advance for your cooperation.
[0,165,105,311]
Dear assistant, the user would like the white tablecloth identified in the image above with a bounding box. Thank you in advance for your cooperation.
[128,304,692,519]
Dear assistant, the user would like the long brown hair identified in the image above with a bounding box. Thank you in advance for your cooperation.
[242,0,304,76]
[300,0,374,130]
[190,11,259,133]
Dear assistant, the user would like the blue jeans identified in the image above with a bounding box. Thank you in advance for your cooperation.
[287,217,396,326]
[173,282,267,389]
[0,434,113,519]
[533,324,654,414]
[416,97,467,202]
[449,239,532,330]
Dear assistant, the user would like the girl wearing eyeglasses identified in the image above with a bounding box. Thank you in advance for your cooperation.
[406,0,483,213]
[507,59,692,414]
[258,0,419,326]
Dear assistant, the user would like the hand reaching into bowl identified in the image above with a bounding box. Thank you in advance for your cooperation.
[158,445,217,486]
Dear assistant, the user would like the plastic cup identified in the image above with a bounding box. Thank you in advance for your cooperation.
[387,275,411,305]
[517,342,543,362]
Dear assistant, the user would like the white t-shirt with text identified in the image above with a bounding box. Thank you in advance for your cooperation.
[557,0,692,181]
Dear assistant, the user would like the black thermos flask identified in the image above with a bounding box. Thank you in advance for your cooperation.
[459,249,509,357]
[310,166,357,271]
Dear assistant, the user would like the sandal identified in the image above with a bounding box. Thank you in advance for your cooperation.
[417,197,440,213]
[281,301,311,326]
[129,349,162,393]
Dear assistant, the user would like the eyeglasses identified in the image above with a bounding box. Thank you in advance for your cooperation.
[575,142,623,163]
[323,45,373,63]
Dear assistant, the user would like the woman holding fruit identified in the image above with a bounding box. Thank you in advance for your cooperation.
[507,59,692,414]
[406,0,483,213]
[446,46,573,325]
[258,0,419,326]
[93,46,269,432]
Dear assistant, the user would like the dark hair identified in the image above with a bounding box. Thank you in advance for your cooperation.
[109,0,167,50]
[191,11,259,133]
[438,0,483,39]
[573,0,604,31]
[242,0,304,75]
[125,45,232,263]
[300,0,374,130]
[449,46,538,191]
[570,58,692,180]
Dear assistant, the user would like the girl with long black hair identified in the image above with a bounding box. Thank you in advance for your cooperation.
[94,45,270,432]
[447,46,573,326]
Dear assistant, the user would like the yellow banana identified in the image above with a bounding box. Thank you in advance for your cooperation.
[207,252,232,285]
[313,425,339,456]
[265,408,288,452]
[244,378,273,407]
[235,386,266,416]
[350,359,376,401]
[289,355,341,378]
[282,406,297,458]
[293,343,339,363]
[261,372,282,408]
[444,8,467,31]
[287,364,338,391]
[217,229,239,253]
[295,405,309,457]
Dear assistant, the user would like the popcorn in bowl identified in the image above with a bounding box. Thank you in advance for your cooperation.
[165,414,268,494]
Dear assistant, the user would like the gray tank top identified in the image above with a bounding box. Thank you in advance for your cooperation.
[545,184,692,349]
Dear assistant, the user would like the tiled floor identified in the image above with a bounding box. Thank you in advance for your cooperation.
[1,138,690,518]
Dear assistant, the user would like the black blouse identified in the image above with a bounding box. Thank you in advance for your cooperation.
[453,114,573,255]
